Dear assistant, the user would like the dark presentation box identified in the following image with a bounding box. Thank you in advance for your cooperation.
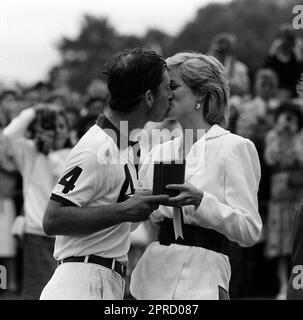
[153,161,186,197]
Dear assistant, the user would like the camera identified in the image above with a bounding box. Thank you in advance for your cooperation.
[34,106,57,154]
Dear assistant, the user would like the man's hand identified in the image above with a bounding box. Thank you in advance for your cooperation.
[122,191,169,222]
[164,181,204,209]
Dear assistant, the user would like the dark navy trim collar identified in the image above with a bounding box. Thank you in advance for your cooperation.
[96,114,138,149]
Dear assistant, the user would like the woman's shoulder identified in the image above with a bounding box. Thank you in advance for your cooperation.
[220,131,255,147]
[217,132,258,159]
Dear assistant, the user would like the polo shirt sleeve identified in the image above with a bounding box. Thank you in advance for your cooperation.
[195,138,262,247]
[51,149,108,207]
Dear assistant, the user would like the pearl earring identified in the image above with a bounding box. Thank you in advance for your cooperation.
[195,103,201,110]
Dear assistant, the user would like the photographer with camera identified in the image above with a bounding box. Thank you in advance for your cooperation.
[1,104,72,299]
[265,24,302,99]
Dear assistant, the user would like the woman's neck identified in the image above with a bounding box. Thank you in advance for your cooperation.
[178,114,212,156]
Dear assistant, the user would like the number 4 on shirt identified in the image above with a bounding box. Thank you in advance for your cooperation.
[58,166,83,194]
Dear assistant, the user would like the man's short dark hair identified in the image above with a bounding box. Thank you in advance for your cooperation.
[103,48,167,112]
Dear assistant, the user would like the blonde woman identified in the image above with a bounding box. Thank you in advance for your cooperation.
[130,52,262,300]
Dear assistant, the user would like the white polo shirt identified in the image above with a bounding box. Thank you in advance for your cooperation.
[51,115,140,261]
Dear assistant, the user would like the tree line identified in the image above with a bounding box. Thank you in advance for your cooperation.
[50,0,303,92]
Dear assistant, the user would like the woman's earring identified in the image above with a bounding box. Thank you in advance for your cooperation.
[195,103,201,110]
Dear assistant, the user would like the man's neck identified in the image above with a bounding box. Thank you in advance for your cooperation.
[107,109,146,141]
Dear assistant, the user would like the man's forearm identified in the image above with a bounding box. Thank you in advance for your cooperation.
[43,201,126,236]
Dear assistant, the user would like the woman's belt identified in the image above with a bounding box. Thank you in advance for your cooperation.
[158,218,228,255]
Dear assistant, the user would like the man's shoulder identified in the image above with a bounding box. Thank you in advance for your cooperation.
[74,125,115,153]
[68,125,115,166]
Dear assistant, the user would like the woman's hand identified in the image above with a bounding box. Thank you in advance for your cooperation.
[164,181,204,209]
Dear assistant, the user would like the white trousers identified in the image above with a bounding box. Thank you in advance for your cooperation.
[40,262,125,300]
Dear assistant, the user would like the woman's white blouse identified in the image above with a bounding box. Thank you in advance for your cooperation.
[130,124,262,300]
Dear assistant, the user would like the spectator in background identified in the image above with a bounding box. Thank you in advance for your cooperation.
[228,69,280,298]
[67,92,84,113]
[47,88,84,132]
[208,32,250,97]
[237,69,279,140]
[86,79,109,99]
[287,77,303,300]
[0,134,19,294]
[1,104,72,299]
[65,78,111,145]
[32,82,52,103]
[264,24,302,99]
[24,87,41,108]
[287,203,303,300]
[84,79,110,117]
[23,82,53,108]
[294,37,303,64]
[49,67,70,93]
[64,107,79,131]
[264,101,303,300]
[85,96,108,118]
[47,90,68,108]
[0,90,19,128]
[237,67,279,235]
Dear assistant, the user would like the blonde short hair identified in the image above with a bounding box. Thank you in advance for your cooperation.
[166,52,230,127]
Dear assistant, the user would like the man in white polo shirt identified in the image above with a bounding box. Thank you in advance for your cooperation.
[40,48,173,300]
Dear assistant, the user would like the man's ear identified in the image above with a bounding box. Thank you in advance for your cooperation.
[144,90,154,108]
